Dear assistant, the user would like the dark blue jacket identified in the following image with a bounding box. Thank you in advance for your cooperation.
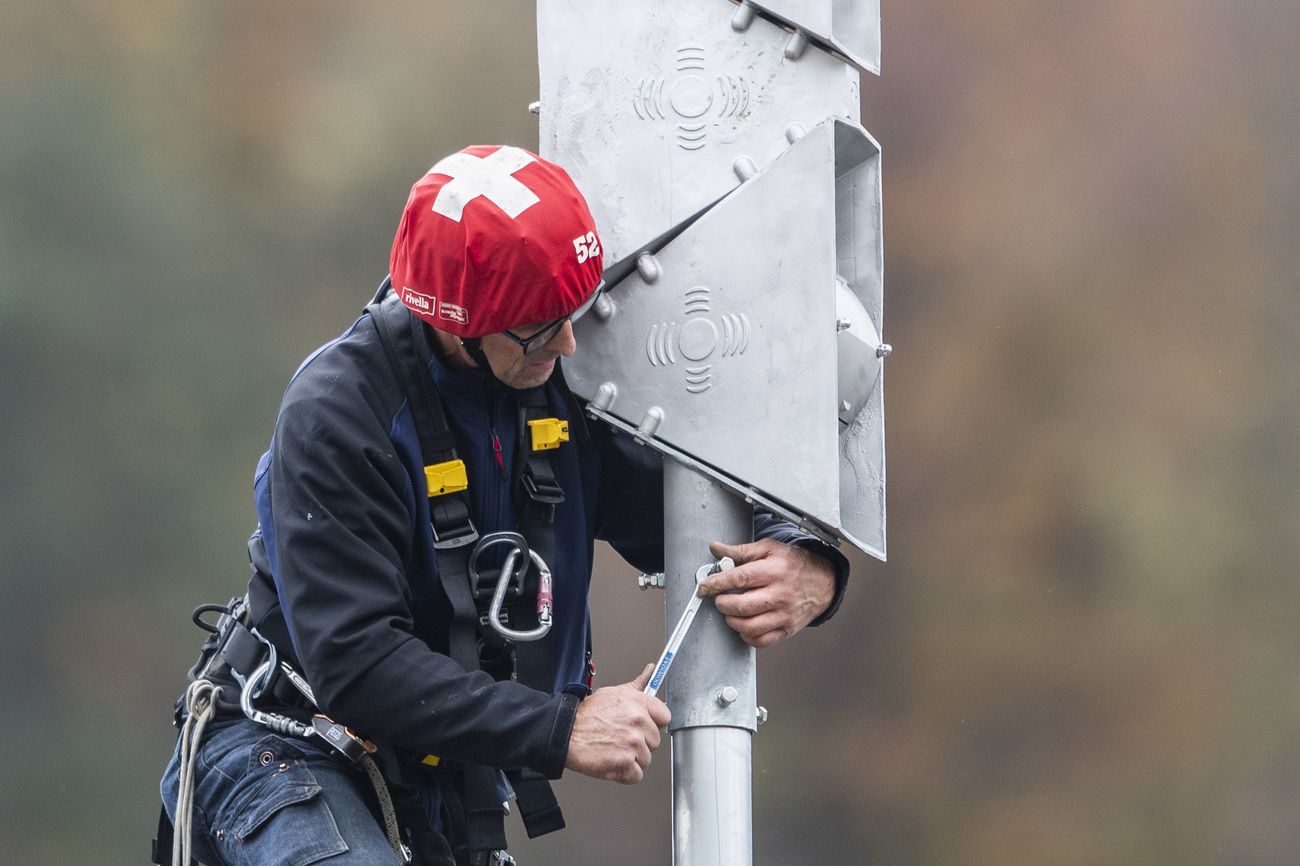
[243,301,848,782]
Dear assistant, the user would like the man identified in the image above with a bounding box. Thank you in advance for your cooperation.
[159,145,849,866]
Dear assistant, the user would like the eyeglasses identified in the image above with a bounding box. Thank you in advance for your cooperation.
[502,281,605,356]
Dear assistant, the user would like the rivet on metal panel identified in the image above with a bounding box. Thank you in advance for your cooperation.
[636,406,665,441]
[877,344,892,358]
[732,155,758,182]
[592,382,618,412]
[784,122,807,144]
[783,29,809,61]
[527,101,541,115]
[594,292,616,322]
[730,1,756,31]
[636,252,662,284]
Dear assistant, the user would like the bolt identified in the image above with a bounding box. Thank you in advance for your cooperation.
[527,101,541,115]
[593,382,618,412]
[756,706,768,725]
[784,29,809,61]
[593,292,616,322]
[733,155,758,182]
[837,317,852,332]
[636,252,661,284]
[638,573,665,590]
[718,686,739,706]
[731,1,756,31]
[877,343,893,358]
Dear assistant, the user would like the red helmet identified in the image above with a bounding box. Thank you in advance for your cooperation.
[389,145,605,338]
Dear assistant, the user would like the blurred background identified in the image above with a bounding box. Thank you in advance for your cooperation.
[1,1,1297,863]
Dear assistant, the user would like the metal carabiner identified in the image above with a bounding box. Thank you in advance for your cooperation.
[238,630,313,739]
[486,547,553,643]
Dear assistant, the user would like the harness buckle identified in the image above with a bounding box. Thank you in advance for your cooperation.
[520,462,564,505]
[431,519,479,549]
[430,494,480,550]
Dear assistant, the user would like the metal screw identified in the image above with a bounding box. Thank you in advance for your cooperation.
[756,706,768,725]
[718,686,739,706]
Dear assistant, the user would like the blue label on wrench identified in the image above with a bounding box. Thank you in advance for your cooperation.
[649,652,674,692]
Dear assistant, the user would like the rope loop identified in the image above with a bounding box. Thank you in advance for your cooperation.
[173,679,222,866]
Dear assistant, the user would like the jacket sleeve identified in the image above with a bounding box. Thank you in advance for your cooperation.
[266,368,574,778]
[591,424,666,575]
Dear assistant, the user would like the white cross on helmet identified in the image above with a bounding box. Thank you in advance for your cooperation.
[428,146,541,222]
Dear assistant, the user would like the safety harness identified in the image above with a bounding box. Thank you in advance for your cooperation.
[155,283,588,866]
[366,281,573,862]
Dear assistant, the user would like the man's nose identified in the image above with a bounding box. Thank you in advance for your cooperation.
[551,320,577,357]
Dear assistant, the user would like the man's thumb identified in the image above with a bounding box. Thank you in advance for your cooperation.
[630,662,656,690]
[709,540,750,562]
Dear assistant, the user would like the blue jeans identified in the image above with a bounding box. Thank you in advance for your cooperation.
[161,716,408,866]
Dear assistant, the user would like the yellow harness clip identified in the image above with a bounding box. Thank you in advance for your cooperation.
[424,459,469,496]
[528,418,570,451]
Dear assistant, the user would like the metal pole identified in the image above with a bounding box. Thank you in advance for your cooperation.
[663,457,755,865]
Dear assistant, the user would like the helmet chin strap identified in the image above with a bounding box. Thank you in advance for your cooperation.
[459,337,502,385]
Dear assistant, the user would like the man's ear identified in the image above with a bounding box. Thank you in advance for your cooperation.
[428,327,478,372]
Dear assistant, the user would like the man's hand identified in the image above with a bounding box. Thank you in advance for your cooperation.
[565,664,672,784]
[697,539,836,649]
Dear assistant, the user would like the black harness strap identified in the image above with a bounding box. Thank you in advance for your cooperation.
[510,388,562,695]
[367,280,568,853]
[502,390,569,839]
[367,286,482,671]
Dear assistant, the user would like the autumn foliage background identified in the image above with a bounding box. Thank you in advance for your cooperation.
[1,2,1297,864]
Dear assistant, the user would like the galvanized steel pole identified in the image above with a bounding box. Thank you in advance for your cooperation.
[663,459,755,864]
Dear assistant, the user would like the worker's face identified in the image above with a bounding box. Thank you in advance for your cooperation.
[478,319,577,389]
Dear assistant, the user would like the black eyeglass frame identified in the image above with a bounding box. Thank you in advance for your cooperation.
[502,281,606,356]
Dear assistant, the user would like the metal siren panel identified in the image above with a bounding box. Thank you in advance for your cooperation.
[537,0,861,266]
[834,119,885,559]
[733,0,881,75]
[569,118,885,559]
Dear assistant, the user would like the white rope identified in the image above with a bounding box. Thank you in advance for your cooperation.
[173,679,222,866]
